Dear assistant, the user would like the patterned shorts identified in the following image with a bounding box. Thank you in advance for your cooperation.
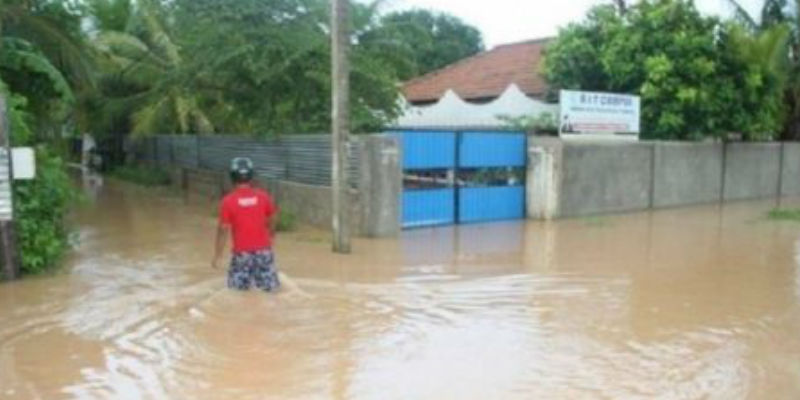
[227,249,281,292]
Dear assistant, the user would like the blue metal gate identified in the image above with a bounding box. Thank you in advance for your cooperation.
[400,130,457,228]
[399,130,526,228]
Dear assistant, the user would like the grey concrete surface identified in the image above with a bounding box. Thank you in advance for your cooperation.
[358,135,402,237]
[653,142,724,208]
[781,143,800,196]
[723,143,781,201]
[559,142,654,217]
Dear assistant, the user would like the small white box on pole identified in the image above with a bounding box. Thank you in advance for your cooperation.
[11,147,35,180]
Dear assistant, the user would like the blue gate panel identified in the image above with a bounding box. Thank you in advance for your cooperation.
[459,132,526,168]
[459,186,525,223]
[402,189,455,228]
[402,131,456,170]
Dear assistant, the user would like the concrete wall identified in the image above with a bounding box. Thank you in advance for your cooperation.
[185,168,225,200]
[529,140,796,220]
[170,169,363,232]
[653,143,723,208]
[148,134,403,237]
[723,143,782,201]
[276,181,362,231]
[559,142,654,217]
[781,143,800,196]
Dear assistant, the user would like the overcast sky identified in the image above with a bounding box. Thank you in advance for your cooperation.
[376,0,766,48]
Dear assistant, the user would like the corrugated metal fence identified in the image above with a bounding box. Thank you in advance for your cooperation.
[128,134,361,187]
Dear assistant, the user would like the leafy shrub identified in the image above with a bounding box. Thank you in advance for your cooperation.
[5,90,77,275]
[543,1,786,141]
[498,112,558,134]
[110,164,171,186]
[13,148,77,274]
[276,208,296,232]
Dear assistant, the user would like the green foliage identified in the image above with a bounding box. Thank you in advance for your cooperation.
[13,147,77,275]
[544,0,788,141]
[276,208,297,232]
[767,208,800,221]
[77,0,483,137]
[359,9,484,80]
[498,112,558,133]
[110,164,171,186]
[718,23,790,140]
[542,6,619,98]
[0,1,86,275]
[161,0,406,134]
[0,0,92,138]
[87,0,214,136]
[0,38,74,105]
[725,0,800,140]
[85,0,133,32]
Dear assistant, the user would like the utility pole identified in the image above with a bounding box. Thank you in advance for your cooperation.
[0,96,20,281]
[331,0,351,254]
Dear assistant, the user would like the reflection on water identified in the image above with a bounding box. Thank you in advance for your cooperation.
[1,181,799,399]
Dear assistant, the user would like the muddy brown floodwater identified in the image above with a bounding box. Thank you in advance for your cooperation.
[1,180,800,399]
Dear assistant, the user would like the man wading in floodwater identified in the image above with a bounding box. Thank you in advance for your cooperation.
[212,157,281,291]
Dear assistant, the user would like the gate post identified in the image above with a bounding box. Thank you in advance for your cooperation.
[527,137,562,220]
[358,135,402,237]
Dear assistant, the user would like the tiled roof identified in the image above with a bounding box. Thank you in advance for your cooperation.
[402,38,551,103]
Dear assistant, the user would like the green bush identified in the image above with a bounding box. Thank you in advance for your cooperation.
[543,1,786,141]
[276,208,296,232]
[13,148,77,274]
[498,112,558,134]
[5,90,78,275]
[768,208,800,221]
[110,164,171,186]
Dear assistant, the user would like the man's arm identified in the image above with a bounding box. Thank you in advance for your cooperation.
[212,224,230,269]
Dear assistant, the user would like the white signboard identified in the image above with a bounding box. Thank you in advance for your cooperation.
[559,90,640,139]
[12,147,35,180]
[0,147,36,222]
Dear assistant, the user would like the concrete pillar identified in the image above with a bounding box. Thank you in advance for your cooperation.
[527,137,562,220]
[358,134,402,237]
[781,142,800,196]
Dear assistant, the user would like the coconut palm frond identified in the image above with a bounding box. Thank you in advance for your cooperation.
[9,11,97,90]
[131,95,171,137]
[0,38,75,103]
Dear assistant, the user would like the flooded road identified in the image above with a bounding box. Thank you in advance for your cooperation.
[1,181,800,399]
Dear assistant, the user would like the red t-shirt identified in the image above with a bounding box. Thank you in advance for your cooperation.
[219,185,277,253]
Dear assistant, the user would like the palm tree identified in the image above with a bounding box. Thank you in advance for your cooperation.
[87,0,213,136]
[0,0,96,139]
[725,0,800,140]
